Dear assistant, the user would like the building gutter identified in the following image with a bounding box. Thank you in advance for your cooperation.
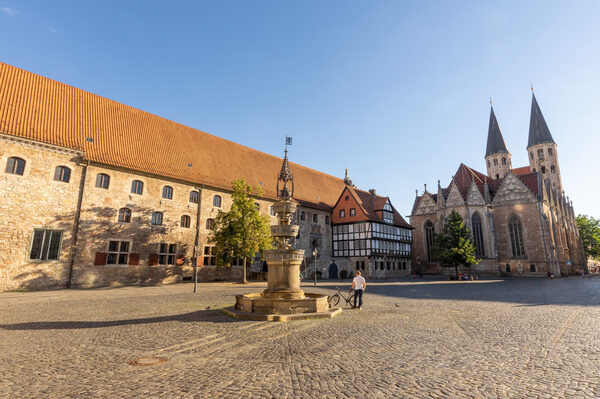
[67,158,88,288]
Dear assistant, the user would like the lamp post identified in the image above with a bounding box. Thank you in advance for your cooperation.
[313,247,318,286]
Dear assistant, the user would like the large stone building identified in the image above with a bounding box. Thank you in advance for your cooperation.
[0,62,412,291]
[411,94,586,277]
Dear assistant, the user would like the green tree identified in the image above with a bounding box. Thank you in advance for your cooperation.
[209,179,273,284]
[576,215,600,261]
[431,210,480,279]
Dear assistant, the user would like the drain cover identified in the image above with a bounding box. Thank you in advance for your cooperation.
[128,356,168,367]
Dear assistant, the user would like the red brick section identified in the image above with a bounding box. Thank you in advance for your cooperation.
[0,62,348,210]
[148,254,159,266]
[94,252,107,266]
[128,253,140,266]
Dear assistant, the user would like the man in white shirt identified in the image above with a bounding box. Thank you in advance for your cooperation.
[351,271,366,309]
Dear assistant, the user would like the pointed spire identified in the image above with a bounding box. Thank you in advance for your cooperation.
[528,93,555,148]
[485,105,509,156]
[276,143,294,200]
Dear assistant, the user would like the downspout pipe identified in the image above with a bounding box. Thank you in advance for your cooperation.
[67,158,88,288]
[193,185,203,293]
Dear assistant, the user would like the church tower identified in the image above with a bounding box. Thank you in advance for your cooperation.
[527,92,562,190]
[485,105,512,179]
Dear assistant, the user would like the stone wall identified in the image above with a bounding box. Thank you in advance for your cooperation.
[0,136,83,291]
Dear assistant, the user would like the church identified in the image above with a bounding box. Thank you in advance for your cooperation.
[410,93,586,277]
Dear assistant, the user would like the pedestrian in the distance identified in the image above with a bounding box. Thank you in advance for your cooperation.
[351,271,366,309]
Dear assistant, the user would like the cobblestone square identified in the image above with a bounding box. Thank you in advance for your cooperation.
[2,277,600,398]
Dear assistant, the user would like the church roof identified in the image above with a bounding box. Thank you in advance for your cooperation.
[452,163,488,198]
[0,62,348,210]
[528,93,555,148]
[511,166,531,176]
[485,106,509,156]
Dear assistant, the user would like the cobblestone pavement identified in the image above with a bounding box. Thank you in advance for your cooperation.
[2,277,600,398]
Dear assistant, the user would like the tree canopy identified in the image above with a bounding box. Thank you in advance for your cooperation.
[431,210,480,278]
[209,179,273,283]
[576,214,600,261]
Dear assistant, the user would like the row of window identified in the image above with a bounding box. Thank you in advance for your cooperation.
[488,157,509,168]
[5,157,72,183]
[117,208,219,230]
[298,211,330,224]
[530,148,553,160]
[333,222,412,241]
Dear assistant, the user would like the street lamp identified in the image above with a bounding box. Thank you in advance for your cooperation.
[313,247,318,286]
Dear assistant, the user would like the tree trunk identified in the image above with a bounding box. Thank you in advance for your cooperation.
[242,257,247,284]
[455,265,459,279]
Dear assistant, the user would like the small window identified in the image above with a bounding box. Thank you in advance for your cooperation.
[350,208,356,217]
[537,149,543,158]
[206,218,215,230]
[495,174,499,179]
[339,210,345,218]
[541,166,546,174]
[96,173,110,189]
[213,195,222,207]
[270,206,275,216]
[181,215,191,228]
[118,208,131,223]
[548,148,553,156]
[530,152,534,160]
[493,159,498,166]
[502,157,506,166]
[325,216,330,224]
[550,165,555,173]
[30,229,63,260]
[5,157,25,175]
[506,264,511,272]
[487,160,490,168]
[203,246,216,265]
[158,243,176,265]
[254,203,260,211]
[530,264,536,272]
[151,212,163,226]
[131,180,144,195]
[313,213,318,223]
[300,211,306,221]
[54,166,71,183]
[162,186,173,199]
[345,196,349,201]
[107,240,130,265]
[189,191,199,204]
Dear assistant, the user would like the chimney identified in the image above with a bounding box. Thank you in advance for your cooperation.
[369,189,376,196]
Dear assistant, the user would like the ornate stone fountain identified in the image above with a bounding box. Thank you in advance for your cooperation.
[224,147,341,321]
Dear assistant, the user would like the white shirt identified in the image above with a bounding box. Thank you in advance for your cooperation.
[353,276,366,290]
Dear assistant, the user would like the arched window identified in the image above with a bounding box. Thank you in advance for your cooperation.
[471,213,485,257]
[537,149,543,158]
[131,180,144,194]
[162,186,173,199]
[548,148,553,156]
[118,208,131,223]
[151,212,163,225]
[508,215,525,258]
[502,157,506,166]
[181,215,191,228]
[425,221,435,262]
[506,264,511,272]
[96,173,110,189]
[213,195,222,207]
[530,152,534,160]
[325,216,330,224]
[487,160,490,168]
[189,191,199,204]
[5,157,25,175]
[54,166,71,183]
[530,264,536,272]
[493,158,498,166]
[550,165,555,173]
[206,218,215,230]
[313,213,318,223]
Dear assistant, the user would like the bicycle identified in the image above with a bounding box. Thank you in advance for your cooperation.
[328,287,355,308]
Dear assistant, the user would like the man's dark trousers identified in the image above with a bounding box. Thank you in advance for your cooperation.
[354,289,363,308]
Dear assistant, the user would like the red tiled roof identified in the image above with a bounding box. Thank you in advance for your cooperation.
[452,163,487,197]
[346,187,412,228]
[511,166,531,176]
[516,173,539,195]
[0,62,349,209]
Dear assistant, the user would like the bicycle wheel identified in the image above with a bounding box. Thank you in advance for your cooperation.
[328,294,340,307]
[348,294,355,308]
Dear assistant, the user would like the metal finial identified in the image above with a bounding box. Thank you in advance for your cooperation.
[424,183,427,192]
[530,82,534,92]
[489,96,492,105]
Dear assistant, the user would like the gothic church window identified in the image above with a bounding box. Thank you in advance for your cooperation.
[425,221,434,262]
[96,173,110,189]
[5,157,25,175]
[118,208,131,223]
[213,195,222,207]
[181,215,191,228]
[162,186,173,199]
[537,149,544,158]
[131,180,144,194]
[508,215,526,258]
[54,166,71,183]
[471,213,485,257]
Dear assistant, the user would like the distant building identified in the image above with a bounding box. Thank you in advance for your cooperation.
[0,62,411,291]
[411,94,586,277]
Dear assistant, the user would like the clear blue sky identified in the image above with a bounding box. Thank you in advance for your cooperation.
[1,1,598,217]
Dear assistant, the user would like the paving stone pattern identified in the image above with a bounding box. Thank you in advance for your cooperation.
[2,277,600,398]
